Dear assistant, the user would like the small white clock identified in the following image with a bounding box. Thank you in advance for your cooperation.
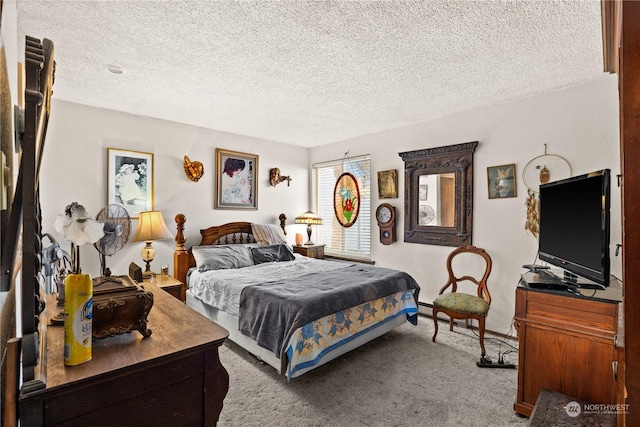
[377,205,393,224]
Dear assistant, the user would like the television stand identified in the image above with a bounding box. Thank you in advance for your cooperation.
[513,284,623,418]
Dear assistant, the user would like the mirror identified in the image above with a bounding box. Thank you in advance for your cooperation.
[417,173,455,227]
[399,141,477,246]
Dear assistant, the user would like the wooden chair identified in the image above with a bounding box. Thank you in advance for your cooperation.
[432,245,493,356]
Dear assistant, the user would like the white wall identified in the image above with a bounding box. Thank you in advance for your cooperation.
[40,100,310,279]
[39,76,620,334]
[310,76,621,334]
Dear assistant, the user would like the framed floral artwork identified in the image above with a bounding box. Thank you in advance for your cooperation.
[334,172,360,228]
[215,148,258,209]
[107,148,153,218]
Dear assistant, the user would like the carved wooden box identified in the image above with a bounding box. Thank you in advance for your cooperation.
[92,275,154,340]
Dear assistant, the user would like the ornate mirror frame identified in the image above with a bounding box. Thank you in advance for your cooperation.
[399,141,477,246]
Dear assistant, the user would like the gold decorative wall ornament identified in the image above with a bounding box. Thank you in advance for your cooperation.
[269,167,292,187]
[183,155,204,182]
[524,190,540,237]
[522,145,571,237]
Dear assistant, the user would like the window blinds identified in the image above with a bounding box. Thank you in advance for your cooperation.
[312,155,371,260]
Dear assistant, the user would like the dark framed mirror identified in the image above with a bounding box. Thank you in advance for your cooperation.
[399,141,477,246]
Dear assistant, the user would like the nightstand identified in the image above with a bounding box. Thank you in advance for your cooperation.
[293,244,325,259]
[146,274,185,302]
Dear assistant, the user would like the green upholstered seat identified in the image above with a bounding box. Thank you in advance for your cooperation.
[432,245,493,357]
[433,293,489,316]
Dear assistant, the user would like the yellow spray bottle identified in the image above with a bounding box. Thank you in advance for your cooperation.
[63,273,93,366]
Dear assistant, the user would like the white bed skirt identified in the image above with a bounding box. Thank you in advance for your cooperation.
[186,290,409,379]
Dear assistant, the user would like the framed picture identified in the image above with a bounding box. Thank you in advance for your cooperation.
[487,163,517,199]
[215,148,258,209]
[107,148,153,218]
[377,169,398,199]
[419,184,428,201]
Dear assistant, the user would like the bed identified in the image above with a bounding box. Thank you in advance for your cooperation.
[173,214,420,379]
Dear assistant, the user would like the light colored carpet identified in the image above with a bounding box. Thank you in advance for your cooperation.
[218,317,529,427]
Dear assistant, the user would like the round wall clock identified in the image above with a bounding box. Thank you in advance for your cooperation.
[376,203,397,245]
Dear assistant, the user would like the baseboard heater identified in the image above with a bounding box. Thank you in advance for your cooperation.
[417,301,517,342]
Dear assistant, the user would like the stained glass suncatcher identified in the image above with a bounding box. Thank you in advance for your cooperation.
[333,172,360,228]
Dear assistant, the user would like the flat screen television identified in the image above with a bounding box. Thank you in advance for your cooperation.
[538,169,611,288]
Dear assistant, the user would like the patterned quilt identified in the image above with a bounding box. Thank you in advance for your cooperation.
[285,289,418,378]
[187,257,420,379]
[238,264,420,361]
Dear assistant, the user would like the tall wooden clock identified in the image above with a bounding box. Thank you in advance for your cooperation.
[376,203,397,245]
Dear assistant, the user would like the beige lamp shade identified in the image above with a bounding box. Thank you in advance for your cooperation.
[294,211,323,245]
[132,211,174,242]
[132,211,174,275]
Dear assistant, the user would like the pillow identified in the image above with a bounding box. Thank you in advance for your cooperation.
[192,245,255,272]
[251,223,287,246]
[250,244,295,265]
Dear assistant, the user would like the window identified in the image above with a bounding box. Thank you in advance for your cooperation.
[312,155,371,261]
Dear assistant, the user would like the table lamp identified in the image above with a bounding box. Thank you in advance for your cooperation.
[294,211,323,245]
[132,211,174,277]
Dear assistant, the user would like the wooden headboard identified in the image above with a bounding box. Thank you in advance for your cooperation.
[173,213,287,286]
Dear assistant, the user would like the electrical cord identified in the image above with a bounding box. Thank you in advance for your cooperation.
[465,317,519,368]
[468,321,519,352]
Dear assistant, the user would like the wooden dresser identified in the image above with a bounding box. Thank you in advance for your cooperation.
[513,283,624,419]
[20,282,229,426]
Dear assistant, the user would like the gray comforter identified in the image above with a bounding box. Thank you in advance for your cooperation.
[238,264,420,358]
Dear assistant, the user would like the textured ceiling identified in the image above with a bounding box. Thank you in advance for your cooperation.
[16,0,606,148]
